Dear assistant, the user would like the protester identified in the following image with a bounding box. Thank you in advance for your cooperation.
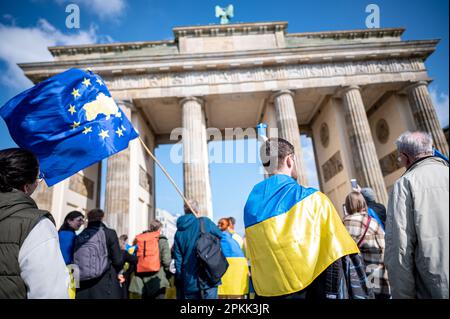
[344,191,390,299]
[58,211,84,265]
[218,218,230,231]
[244,138,364,299]
[75,208,124,299]
[0,148,69,298]
[118,234,137,299]
[218,223,249,299]
[173,199,223,299]
[360,187,386,229]
[129,220,172,299]
[227,216,244,249]
[386,131,449,299]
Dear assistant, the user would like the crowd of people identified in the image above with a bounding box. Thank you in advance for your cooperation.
[0,130,448,299]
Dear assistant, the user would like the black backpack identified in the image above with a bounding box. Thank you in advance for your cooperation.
[196,218,229,285]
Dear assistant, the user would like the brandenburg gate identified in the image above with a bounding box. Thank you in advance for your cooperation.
[19,21,449,239]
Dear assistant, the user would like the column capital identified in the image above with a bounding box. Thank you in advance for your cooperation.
[271,89,295,101]
[403,80,430,93]
[339,84,361,95]
[179,96,204,107]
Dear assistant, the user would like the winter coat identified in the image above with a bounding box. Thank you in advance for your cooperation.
[173,214,223,295]
[75,221,124,299]
[385,156,449,299]
[58,229,76,265]
[344,212,390,298]
[0,189,69,299]
[367,201,387,228]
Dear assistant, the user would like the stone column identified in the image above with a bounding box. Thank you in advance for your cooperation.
[181,97,213,217]
[341,85,388,205]
[273,90,308,185]
[406,81,449,157]
[104,101,133,235]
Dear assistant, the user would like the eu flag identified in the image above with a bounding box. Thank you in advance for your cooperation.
[0,68,139,186]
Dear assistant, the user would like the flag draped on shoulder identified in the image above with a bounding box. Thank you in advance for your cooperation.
[244,174,359,297]
[0,68,138,186]
[218,231,249,296]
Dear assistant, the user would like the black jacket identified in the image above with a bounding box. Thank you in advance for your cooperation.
[76,221,124,299]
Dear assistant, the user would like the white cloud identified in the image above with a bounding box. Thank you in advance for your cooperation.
[0,18,111,94]
[55,0,126,20]
[429,86,449,128]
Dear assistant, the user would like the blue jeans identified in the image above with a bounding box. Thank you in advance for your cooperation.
[184,287,218,299]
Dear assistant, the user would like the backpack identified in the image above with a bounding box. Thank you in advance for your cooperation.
[73,227,109,281]
[136,231,161,273]
[196,218,229,285]
[323,253,374,299]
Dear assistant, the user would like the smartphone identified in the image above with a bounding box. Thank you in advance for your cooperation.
[342,204,348,216]
[350,178,357,189]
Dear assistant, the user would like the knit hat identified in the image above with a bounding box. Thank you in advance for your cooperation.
[360,187,376,202]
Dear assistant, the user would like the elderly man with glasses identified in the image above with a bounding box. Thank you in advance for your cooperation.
[385,131,449,299]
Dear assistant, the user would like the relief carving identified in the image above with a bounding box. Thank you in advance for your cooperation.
[379,150,403,177]
[376,119,390,144]
[69,173,95,200]
[106,59,418,90]
[322,151,344,183]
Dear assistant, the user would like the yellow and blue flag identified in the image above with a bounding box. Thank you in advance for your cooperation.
[218,231,249,296]
[244,174,359,297]
[0,68,138,186]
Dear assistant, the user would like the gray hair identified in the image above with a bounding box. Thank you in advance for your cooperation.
[395,131,433,158]
[184,199,200,215]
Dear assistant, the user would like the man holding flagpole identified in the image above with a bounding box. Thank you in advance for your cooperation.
[244,137,362,299]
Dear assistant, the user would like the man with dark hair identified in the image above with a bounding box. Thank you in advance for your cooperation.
[244,138,361,299]
[173,199,223,299]
[87,208,105,223]
[75,208,124,299]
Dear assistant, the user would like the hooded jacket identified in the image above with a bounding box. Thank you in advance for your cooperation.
[386,156,449,299]
[0,189,69,298]
[173,214,222,295]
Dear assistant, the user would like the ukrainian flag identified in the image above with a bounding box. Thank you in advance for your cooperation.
[244,174,359,297]
[218,231,249,296]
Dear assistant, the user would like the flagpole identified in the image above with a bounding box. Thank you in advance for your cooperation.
[138,136,198,217]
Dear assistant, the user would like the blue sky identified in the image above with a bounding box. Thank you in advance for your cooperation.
[0,0,448,235]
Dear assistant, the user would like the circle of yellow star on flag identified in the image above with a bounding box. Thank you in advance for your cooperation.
[115,127,124,137]
[71,88,81,99]
[99,129,109,139]
[82,126,92,135]
[82,78,91,87]
[71,121,80,129]
[68,105,76,115]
